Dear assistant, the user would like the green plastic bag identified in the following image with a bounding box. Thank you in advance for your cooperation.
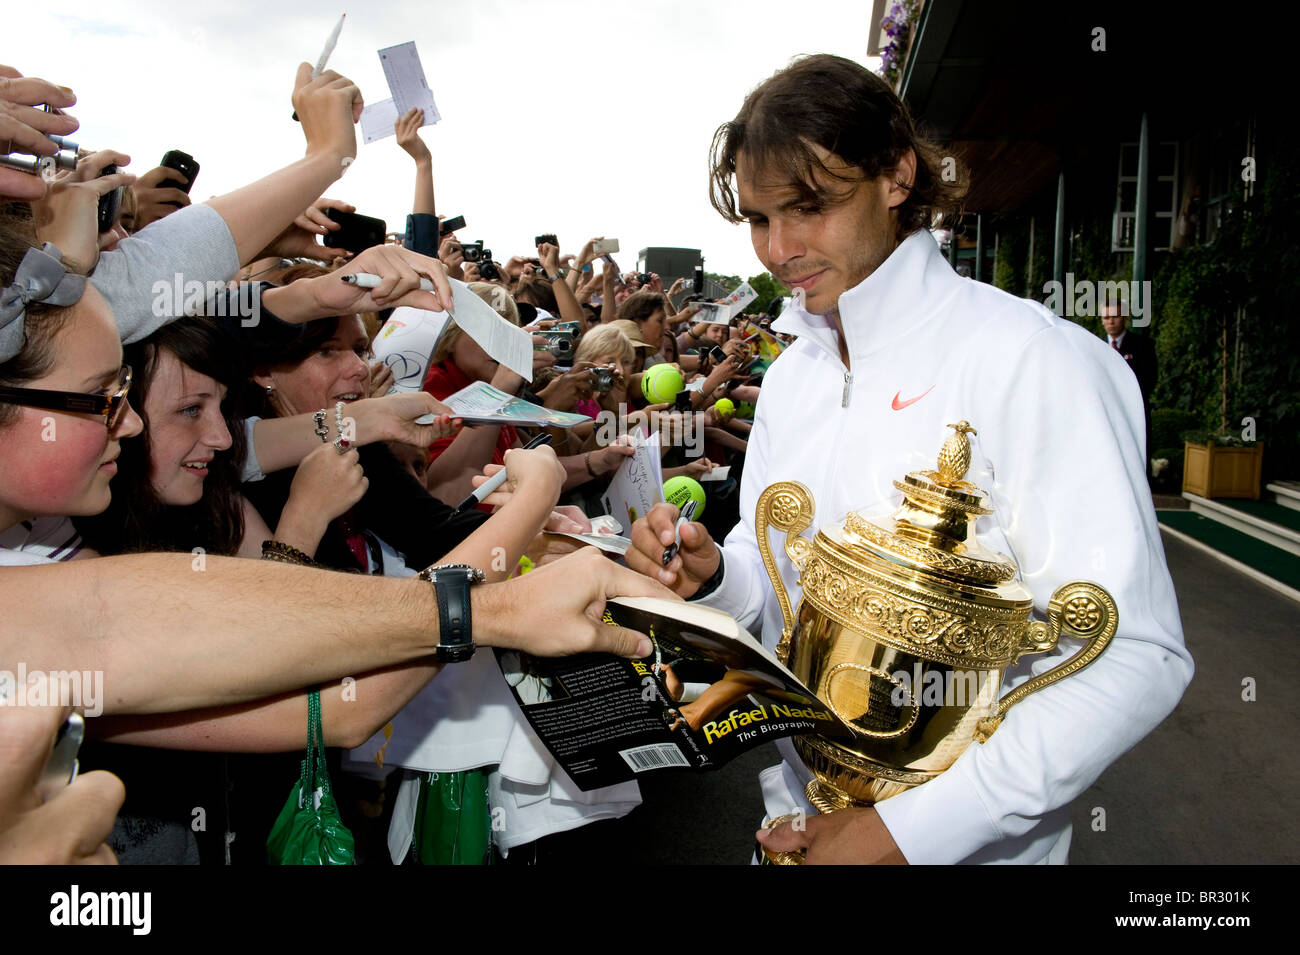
[266,689,356,865]
[411,768,494,865]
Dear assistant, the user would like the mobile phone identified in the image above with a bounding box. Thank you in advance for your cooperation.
[534,233,558,248]
[692,265,704,294]
[600,253,617,267]
[160,149,199,194]
[323,209,388,253]
[439,215,466,236]
[97,164,123,233]
[592,238,620,255]
[673,389,693,412]
[37,712,84,803]
[709,345,728,365]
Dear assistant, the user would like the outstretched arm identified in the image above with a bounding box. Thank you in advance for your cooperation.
[94,448,569,750]
[395,107,435,217]
[208,63,364,266]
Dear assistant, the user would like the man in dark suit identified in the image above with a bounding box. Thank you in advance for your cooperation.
[1101,303,1157,466]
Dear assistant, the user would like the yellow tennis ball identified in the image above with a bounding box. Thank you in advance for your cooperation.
[663,476,706,518]
[642,363,684,404]
[713,398,736,419]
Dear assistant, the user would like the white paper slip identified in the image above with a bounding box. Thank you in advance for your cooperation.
[447,280,534,382]
[371,306,450,393]
[699,465,731,482]
[692,302,732,325]
[600,429,665,530]
[360,97,400,144]
[379,41,441,124]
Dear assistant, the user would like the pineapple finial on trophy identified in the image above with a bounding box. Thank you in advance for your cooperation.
[937,421,978,485]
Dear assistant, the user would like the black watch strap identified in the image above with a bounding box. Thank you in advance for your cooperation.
[422,565,484,662]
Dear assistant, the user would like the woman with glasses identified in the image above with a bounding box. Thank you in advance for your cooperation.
[0,250,143,544]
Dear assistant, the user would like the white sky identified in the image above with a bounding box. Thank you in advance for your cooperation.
[10,1,879,278]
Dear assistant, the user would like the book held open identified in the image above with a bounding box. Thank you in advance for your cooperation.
[496,596,852,790]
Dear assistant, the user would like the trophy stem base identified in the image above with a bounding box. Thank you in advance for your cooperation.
[758,782,877,865]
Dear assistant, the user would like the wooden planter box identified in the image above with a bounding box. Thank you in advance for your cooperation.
[1182,442,1264,499]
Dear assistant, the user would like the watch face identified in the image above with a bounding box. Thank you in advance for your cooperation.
[427,563,484,582]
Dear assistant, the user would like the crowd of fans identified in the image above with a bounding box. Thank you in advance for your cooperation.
[0,59,792,864]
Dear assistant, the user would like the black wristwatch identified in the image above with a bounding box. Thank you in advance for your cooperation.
[419,564,486,662]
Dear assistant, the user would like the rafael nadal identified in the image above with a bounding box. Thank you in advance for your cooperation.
[626,54,1191,865]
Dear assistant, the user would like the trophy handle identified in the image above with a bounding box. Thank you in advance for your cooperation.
[755,481,816,664]
[975,581,1118,741]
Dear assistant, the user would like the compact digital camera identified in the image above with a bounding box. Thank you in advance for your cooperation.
[538,330,575,359]
[461,241,491,263]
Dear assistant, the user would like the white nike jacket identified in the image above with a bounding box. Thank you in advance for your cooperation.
[698,229,1193,864]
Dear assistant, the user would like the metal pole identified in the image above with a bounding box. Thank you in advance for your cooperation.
[1133,112,1150,318]
[1053,170,1066,289]
[1027,216,1036,296]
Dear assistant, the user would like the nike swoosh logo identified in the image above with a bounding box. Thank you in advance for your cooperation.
[891,386,934,411]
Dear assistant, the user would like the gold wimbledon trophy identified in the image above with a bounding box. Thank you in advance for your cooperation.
[755,422,1117,864]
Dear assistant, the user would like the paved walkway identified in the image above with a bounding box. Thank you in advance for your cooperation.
[1069,530,1299,864]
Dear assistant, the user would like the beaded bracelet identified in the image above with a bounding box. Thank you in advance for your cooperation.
[313,408,329,443]
[261,540,317,565]
[333,401,350,453]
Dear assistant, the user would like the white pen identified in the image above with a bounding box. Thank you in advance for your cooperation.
[340,272,453,314]
[314,14,346,77]
[292,14,346,120]
[452,433,553,514]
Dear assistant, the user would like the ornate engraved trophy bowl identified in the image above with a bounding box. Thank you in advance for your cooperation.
[756,423,1117,863]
